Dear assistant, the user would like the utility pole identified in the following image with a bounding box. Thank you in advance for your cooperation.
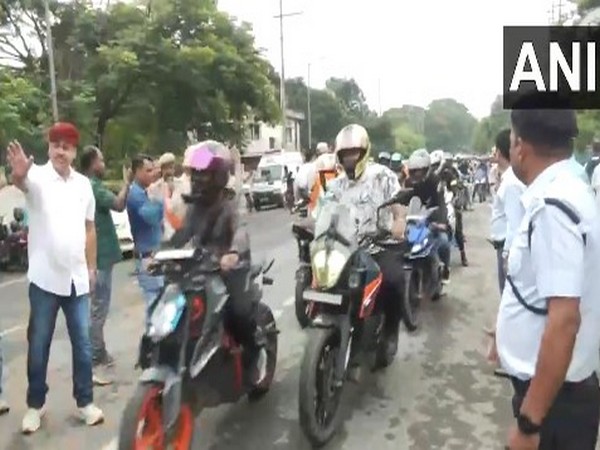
[44,0,58,121]
[273,2,302,152]
[307,62,312,149]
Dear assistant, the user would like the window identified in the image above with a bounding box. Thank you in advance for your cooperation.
[286,126,293,143]
[269,137,276,149]
[251,123,260,140]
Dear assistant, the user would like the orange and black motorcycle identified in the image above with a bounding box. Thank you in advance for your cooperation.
[118,248,278,450]
[298,191,410,447]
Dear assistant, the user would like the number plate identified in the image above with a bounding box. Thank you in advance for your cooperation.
[303,290,343,305]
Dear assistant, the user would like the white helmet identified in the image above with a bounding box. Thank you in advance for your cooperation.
[314,153,337,172]
[430,149,445,166]
[316,142,330,155]
[406,148,431,170]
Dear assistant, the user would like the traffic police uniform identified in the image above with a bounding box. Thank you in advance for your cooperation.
[496,160,600,449]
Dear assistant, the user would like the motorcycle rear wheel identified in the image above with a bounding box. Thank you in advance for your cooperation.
[248,303,278,402]
[299,327,344,448]
[118,383,195,450]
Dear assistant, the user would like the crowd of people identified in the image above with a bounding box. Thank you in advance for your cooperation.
[0,102,599,449]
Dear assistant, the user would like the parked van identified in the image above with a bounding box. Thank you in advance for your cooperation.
[251,151,304,210]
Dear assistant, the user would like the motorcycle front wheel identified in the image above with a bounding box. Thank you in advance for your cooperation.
[401,269,421,332]
[118,382,195,450]
[299,327,344,448]
[295,267,312,329]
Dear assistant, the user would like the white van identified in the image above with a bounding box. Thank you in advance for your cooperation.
[251,151,304,210]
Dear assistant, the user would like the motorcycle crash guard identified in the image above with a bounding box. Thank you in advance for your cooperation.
[139,365,183,433]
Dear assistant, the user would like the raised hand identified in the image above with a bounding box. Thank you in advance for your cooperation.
[6,141,33,180]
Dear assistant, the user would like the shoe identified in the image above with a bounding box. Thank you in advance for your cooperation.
[442,266,450,285]
[78,403,104,426]
[93,367,114,387]
[0,397,9,415]
[252,348,267,386]
[22,407,45,434]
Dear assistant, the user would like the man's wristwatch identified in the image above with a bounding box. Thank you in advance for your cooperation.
[517,413,542,435]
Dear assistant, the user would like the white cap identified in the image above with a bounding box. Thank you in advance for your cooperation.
[158,152,176,166]
[316,142,330,155]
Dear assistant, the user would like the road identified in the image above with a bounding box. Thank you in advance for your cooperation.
[0,203,517,450]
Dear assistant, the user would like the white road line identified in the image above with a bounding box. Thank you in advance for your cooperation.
[282,296,295,307]
[0,324,26,337]
[0,276,26,289]
[100,437,117,450]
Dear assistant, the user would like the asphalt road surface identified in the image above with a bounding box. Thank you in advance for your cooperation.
[0,203,521,450]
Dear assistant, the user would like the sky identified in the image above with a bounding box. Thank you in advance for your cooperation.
[218,0,574,119]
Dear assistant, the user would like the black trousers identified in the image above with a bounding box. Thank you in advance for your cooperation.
[222,268,259,356]
[511,373,600,450]
[372,249,406,330]
[454,209,466,252]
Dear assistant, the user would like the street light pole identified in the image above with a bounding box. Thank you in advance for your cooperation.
[307,62,312,149]
[44,0,59,121]
[273,3,302,153]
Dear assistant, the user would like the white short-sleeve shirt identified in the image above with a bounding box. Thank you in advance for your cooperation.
[25,162,95,296]
[496,160,600,382]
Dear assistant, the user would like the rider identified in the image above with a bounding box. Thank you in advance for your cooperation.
[390,153,405,186]
[377,151,391,168]
[437,152,469,266]
[295,142,330,202]
[315,124,407,354]
[308,152,338,218]
[403,149,452,282]
[170,140,266,384]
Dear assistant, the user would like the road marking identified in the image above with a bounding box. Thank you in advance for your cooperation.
[100,437,117,450]
[0,276,26,289]
[0,324,26,337]
[282,296,294,307]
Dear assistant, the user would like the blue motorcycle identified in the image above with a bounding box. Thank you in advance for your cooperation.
[401,196,444,331]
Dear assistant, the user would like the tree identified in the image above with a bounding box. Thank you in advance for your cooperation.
[325,77,372,122]
[471,95,510,154]
[392,124,425,156]
[424,98,477,151]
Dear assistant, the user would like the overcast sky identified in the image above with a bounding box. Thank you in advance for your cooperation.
[218,0,571,119]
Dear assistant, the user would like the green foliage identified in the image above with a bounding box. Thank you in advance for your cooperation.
[0,0,279,168]
[424,98,477,152]
[471,95,510,155]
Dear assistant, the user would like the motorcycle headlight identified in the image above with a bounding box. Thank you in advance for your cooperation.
[412,243,423,253]
[312,248,347,289]
[148,286,186,340]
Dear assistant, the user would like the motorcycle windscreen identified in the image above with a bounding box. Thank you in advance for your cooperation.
[313,200,357,246]
[147,284,186,341]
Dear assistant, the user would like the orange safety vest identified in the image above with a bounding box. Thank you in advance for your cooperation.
[309,170,338,212]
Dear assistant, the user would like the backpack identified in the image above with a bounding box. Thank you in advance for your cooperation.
[505,198,586,316]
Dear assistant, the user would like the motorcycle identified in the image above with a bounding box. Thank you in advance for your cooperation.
[292,198,313,328]
[401,196,444,331]
[0,209,28,271]
[118,247,279,450]
[298,191,409,447]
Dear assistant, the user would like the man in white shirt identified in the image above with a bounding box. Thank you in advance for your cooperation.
[489,129,526,293]
[495,107,600,450]
[6,123,104,434]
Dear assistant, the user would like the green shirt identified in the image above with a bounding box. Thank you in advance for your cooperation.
[90,176,122,270]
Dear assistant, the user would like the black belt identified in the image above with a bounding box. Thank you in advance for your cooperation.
[510,373,598,397]
[134,251,153,259]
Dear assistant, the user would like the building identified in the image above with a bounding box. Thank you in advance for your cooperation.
[243,109,305,159]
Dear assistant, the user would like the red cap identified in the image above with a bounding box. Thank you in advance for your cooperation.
[48,122,80,147]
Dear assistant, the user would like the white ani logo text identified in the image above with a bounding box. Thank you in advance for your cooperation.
[509,42,596,91]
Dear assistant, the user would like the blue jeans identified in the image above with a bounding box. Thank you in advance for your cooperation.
[434,231,451,269]
[135,257,164,325]
[27,283,93,408]
[90,267,113,366]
